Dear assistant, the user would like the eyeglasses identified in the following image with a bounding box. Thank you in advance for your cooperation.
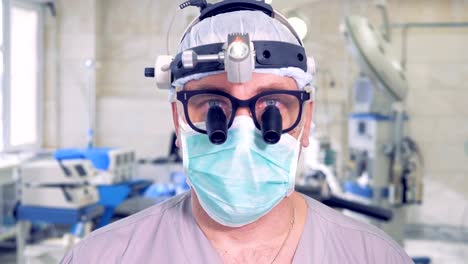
[176,89,311,134]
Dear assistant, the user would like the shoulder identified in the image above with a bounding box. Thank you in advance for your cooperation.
[60,192,191,264]
[301,195,413,264]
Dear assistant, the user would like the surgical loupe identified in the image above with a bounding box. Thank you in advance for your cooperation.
[261,103,283,144]
[176,90,310,144]
[206,103,228,145]
[205,102,283,145]
[177,89,310,146]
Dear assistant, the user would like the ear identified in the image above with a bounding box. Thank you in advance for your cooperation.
[171,102,181,148]
[301,101,314,148]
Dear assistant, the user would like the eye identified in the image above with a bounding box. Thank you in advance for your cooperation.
[186,93,233,126]
[254,93,301,131]
[191,96,226,109]
[257,95,294,111]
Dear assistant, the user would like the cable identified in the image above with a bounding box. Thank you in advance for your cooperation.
[316,68,336,137]
[167,0,210,55]
[179,0,208,10]
[460,202,468,231]
[166,6,181,55]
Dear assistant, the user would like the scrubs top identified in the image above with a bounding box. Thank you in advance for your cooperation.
[61,192,413,263]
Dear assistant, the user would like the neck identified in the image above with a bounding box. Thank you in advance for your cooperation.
[191,189,295,246]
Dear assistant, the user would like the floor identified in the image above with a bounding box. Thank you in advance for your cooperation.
[406,239,468,264]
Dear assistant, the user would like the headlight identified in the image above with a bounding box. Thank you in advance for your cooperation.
[227,41,250,60]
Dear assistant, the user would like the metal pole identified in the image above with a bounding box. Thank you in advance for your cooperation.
[390,22,468,69]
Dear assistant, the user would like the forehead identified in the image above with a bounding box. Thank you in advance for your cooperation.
[183,72,298,93]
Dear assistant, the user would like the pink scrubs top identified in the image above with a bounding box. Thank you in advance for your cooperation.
[61,192,412,263]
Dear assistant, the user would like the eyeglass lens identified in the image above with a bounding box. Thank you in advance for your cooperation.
[185,92,300,132]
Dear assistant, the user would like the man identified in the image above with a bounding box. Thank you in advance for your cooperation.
[61,1,413,263]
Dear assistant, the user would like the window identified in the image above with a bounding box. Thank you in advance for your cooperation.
[0,1,4,149]
[1,0,42,151]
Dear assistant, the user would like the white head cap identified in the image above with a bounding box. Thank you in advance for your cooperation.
[172,10,315,92]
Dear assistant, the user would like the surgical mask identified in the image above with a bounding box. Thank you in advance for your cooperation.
[179,115,302,227]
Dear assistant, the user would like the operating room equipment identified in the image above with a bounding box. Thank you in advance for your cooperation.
[55,147,136,185]
[93,179,151,228]
[342,14,423,204]
[341,12,424,245]
[20,159,99,209]
[84,59,97,149]
[53,147,153,228]
[15,201,103,264]
[296,184,393,222]
[0,157,20,245]
[15,148,143,263]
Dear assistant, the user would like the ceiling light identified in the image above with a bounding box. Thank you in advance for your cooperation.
[287,16,308,41]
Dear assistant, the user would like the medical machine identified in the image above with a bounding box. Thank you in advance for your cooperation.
[55,148,137,185]
[341,15,424,244]
[20,159,99,209]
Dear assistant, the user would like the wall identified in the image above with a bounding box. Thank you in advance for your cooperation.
[44,0,198,157]
[94,0,196,158]
[44,0,97,149]
[44,0,468,225]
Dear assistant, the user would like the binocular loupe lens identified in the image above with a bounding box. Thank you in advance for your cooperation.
[261,105,282,144]
[206,105,228,145]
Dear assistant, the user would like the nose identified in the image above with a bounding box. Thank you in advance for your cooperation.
[234,106,251,117]
[229,84,254,118]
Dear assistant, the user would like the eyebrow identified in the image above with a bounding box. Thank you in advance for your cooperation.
[185,81,296,93]
[185,84,230,92]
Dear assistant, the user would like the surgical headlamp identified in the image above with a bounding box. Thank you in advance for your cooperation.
[145,0,314,145]
[228,39,249,60]
[144,0,309,88]
[180,33,255,83]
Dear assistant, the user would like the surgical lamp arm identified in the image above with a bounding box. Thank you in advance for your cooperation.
[375,0,391,42]
[296,185,393,222]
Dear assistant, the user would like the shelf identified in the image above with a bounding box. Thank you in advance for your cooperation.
[0,226,17,242]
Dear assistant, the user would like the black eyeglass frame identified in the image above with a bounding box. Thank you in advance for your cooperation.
[176,89,311,135]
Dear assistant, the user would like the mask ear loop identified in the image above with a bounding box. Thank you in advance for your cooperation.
[285,87,314,197]
[176,110,198,184]
[284,121,305,197]
[166,7,182,55]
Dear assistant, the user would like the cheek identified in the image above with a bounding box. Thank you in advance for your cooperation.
[287,122,304,140]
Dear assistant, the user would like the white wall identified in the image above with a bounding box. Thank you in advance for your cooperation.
[44,0,97,149]
[44,0,199,158]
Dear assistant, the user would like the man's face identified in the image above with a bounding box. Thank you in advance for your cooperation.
[171,72,314,148]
